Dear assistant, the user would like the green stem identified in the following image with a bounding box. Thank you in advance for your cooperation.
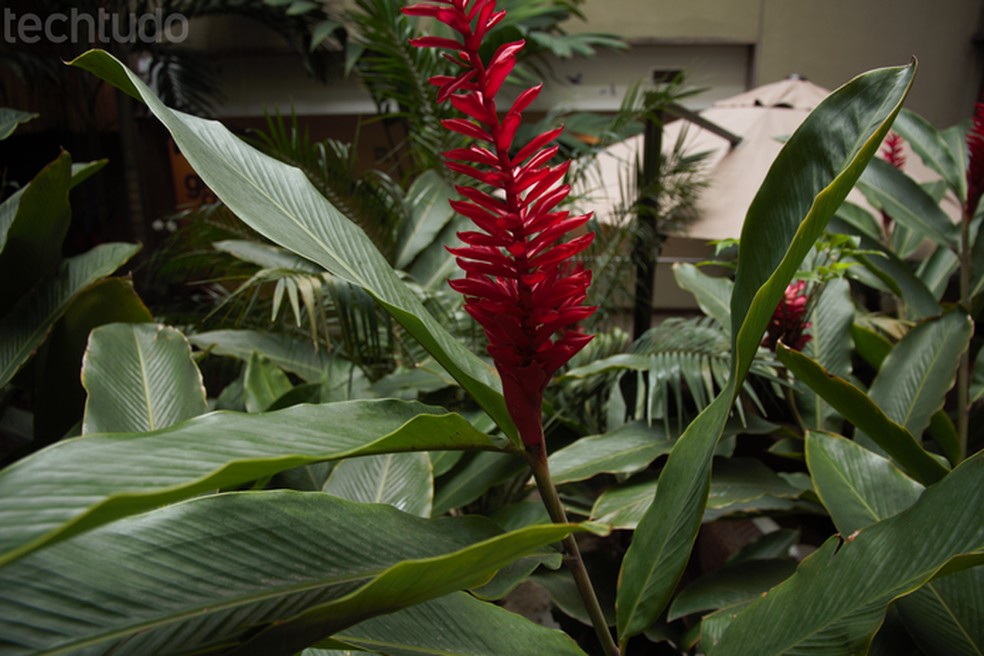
[958,209,972,460]
[527,442,621,656]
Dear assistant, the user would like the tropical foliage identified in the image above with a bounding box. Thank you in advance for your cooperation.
[0,2,982,655]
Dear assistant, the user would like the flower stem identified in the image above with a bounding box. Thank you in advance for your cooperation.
[526,441,621,656]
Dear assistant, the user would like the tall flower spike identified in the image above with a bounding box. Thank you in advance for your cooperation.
[403,0,596,450]
[966,101,984,219]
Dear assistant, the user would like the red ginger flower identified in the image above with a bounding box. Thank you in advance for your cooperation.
[880,131,906,170]
[878,131,905,234]
[966,101,984,219]
[403,0,595,449]
[762,280,812,351]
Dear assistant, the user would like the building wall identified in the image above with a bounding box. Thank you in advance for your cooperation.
[569,0,984,127]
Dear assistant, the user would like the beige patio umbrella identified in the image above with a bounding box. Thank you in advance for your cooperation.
[578,75,959,242]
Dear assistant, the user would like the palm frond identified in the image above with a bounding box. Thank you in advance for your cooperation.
[560,317,781,433]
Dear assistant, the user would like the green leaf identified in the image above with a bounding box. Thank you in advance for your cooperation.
[851,322,893,369]
[845,234,941,319]
[244,350,294,413]
[895,567,984,656]
[395,170,455,270]
[806,431,924,536]
[433,451,526,515]
[668,558,797,621]
[616,62,916,640]
[0,151,72,310]
[0,242,140,388]
[892,108,964,200]
[323,452,433,517]
[0,491,591,656]
[806,431,983,656]
[971,349,984,404]
[322,592,587,655]
[310,19,342,52]
[710,452,984,655]
[80,323,208,434]
[547,422,674,486]
[0,108,37,140]
[70,49,515,443]
[672,262,733,328]
[189,329,331,383]
[801,278,854,429]
[32,278,153,442]
[0,399,501,565]
[864,310,972,442]
[213,238,321,272]
[857,157,959,250]
[776,343,948,484]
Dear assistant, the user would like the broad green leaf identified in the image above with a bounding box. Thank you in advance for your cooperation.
[407,213,469,290]
[0,399,502,565]
[548,421,674,485]
[941,124,969,200]
[32,278,153,442]
[917,245,960,301]
[69,159,108,188]
[802,278,854,429]
[865,310,972,442]
[81,323,208,434]
[668,558,797,621]
[310,18,342,52]
[0,243,140,388]
[672,262,733,328]
[591,473,659,529]
[321,592,587,656]
[189,329,331,383]
[705,458,802,510]
[214,238,321,272]
[0,108,37,140]
[806,431,983,656]
[776,343,948,484]
[593,462,807,530]
[710,452,984,656]
[323,452,433,517]
[726,529,800,565]
[70,50,515,443]
[972,349,984,404]
[0,491,590,656]
[244,350,294,412]
[395,170,455,269]
[857,157,959,249]
[0,151,72,310]
[616,62,916,640]
[851,322,893,369]
[896,567,984,656]
[806,431,924,536]
[433,450,526,515]
[842,233,941,319]
[892,108,964,199]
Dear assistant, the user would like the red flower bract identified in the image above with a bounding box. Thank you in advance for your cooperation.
[762,281,812,352]
[403,0,595,448]
[966,101,984,219]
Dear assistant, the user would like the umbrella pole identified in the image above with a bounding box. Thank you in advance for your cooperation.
[632,102,663,341]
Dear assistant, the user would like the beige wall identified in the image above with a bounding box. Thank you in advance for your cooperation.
[571,0,984,127]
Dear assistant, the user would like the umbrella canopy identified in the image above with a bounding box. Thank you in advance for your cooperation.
[579,76,957,241]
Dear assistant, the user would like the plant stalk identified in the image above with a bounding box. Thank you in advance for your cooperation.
[957,208,972,460]
[527,441,621,656]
